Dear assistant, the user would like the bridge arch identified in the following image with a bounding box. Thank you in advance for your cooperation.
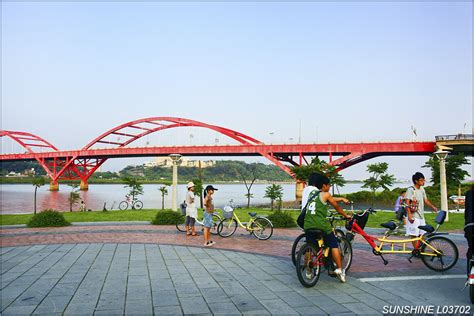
[0,130,59,153]
[81,116,291,180]
[83,117,263,150]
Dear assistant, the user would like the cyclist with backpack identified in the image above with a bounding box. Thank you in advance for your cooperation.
[304,173,351,282]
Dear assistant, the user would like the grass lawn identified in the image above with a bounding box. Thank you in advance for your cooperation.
[0,207,465,232]
[0,208,275,226]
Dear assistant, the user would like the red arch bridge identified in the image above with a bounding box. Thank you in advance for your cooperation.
[2,116,463,191]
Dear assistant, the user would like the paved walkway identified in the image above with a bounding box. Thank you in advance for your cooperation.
[0,224,471,315]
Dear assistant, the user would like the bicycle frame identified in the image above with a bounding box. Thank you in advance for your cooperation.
[308,239,331,268]
[350,221,442,257]
[230,212,255,231]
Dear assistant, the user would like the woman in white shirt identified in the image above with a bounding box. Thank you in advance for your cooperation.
[185,182,198,236]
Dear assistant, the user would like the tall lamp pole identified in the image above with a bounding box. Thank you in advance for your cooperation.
[169,154,182,211]
[434,149,450,221]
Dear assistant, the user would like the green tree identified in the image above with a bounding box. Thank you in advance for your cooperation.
[290,157,346,188]
[362,162,395,206]
[68,184,81,212]
[238,165,257,208]
[264,184,284,211]
[32,177,45,214]
[422,153,470,190]
[192,178,204,209]
[122,177,144,209]
[158,186,168,210]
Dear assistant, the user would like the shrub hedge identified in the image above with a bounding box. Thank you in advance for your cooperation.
[152,210,183,225]
[27,210,70,228]
[267,210,297,228]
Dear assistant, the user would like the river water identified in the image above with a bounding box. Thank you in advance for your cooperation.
[0,182,400,214]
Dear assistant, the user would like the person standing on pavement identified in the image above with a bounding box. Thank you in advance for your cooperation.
[405,172,438,247]
[185,182,198,236]
[203,185,218,247]
[463,178,473,273]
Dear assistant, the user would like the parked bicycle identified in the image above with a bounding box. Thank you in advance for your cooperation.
[176,212,222,235]
[119,195,143,210]
[346,209,458,272]
[217,205,273,240]
[295,228,353,287]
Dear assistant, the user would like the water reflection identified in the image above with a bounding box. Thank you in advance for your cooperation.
[1,182,381,214]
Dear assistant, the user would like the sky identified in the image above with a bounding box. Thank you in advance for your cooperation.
[1,2,472,181]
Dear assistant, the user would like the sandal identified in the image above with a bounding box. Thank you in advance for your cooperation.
[191,233,198,236]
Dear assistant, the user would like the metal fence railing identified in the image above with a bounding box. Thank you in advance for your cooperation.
[435,134,474,141]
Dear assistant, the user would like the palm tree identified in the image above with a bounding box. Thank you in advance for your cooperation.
[32,177,45,214]
[159,186,168,210]
[264,184,284,211]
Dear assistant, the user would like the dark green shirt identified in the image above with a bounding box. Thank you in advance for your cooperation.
[304,190,332,234]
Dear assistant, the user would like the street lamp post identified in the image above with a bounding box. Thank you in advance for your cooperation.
[434,149,450,221]
[169,154,182,211]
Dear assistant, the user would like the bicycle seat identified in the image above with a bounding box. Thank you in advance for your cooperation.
[418,225,435,233]
[305,229,324,239]
[380,221,397,230]
[248,212,257,217]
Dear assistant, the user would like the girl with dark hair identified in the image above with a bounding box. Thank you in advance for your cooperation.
[203,185,218,247]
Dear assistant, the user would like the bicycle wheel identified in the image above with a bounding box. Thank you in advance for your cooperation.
[176,215,187,232]
[251,217,273,240]
[421,236,459,272]
[133,200,143,210]
[338,236,353,272]
[211,214,221,235]
[119,201,128,210]
[218,218,237,237]
[295,243,321,288]
[291,233,306,266]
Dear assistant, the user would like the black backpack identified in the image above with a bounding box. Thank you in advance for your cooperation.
[297,190,319,229]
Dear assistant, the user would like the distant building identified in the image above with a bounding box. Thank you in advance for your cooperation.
[6,171,23,177]
[144,157,215,168]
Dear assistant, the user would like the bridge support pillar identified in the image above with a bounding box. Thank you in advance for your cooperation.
[80,180,89,191]
[295,181,304,204]
[49,180,59,191]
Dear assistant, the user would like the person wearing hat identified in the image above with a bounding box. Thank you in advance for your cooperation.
[203,185,218,247]
[185,182,198,236]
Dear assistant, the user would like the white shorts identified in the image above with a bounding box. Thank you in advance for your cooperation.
[405,218,426,237]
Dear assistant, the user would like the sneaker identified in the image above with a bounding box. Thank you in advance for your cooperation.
[209,240,216,246]
[334,269,346,283]
[305,269,313,279]
[204,242,211,247]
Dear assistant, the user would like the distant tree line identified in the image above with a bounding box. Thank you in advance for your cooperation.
[110,160,292,182]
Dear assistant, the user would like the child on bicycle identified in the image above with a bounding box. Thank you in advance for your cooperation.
[304,173,351,283]
[203,185,218,247]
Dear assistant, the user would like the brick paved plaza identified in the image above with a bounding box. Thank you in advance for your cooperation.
[0,224,470,315]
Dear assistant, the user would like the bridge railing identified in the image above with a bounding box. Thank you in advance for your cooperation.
[436,134,474,141]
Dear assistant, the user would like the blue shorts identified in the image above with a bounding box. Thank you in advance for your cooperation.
[305,231,339,249]
[203,212,213,228]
